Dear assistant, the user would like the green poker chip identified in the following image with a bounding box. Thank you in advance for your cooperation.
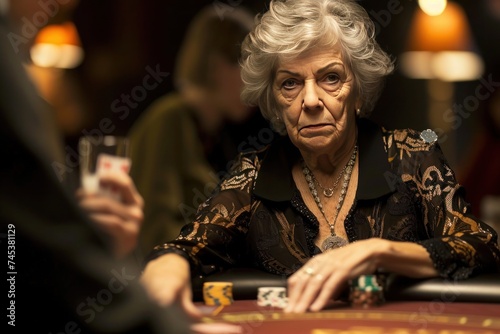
[349,275,386,308]
[349,275,383,292]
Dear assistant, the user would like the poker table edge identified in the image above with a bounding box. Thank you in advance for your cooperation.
[192,268,500,303]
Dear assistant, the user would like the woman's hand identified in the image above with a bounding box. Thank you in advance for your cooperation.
[76,171,144,258]
[284,238,437,313]
[284,238,390,313]
[140,253,202,318]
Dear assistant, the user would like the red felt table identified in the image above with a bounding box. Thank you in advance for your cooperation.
[198,299,500,334]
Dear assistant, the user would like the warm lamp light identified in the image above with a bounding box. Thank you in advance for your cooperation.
[400,1,484,168]
[30,22,84,69]
[400,2,483,81]
[418,0,447,16]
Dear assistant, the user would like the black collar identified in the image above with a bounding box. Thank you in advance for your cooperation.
[253,118,394,202]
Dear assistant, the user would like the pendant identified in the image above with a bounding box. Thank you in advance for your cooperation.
[321,235,348,251]
[323,188,334,197]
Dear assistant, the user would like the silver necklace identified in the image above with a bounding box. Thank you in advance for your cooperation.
[310,159,347,197]
[302,145,357,251]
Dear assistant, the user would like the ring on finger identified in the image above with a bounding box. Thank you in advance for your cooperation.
[303,267,315,276]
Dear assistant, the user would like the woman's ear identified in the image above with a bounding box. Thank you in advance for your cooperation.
[354,99,362,116]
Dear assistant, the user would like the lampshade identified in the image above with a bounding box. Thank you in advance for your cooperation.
[400,1,483,81]
[407,2,473,52]
[30,22,84,69]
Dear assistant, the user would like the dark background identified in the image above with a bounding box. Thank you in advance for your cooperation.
[65,0,500,179]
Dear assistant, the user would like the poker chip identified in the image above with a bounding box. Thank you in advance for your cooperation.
[350,274,383,292]
[203,282,234,306]
[349,275,385,308]
[257,287,288,308]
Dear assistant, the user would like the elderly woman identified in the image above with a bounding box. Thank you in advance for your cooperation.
[141,0,500,314]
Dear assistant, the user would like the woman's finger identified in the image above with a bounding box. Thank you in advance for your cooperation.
[284,265,316,313]
[290,271,325,313]
[140,254,192,309]
[306,242,381,311]
[181,287,203,319]
[309,270,347,312]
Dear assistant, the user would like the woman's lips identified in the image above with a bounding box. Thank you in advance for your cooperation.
[300,123,332,131]
[299,124,334,137]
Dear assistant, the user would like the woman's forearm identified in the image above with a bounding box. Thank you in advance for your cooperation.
[376,240,438,278]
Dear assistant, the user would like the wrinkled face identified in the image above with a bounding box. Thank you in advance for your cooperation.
[273,47,359,154]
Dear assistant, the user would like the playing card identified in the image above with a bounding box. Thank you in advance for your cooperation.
[96,153,131,175]
[94,153,132,201]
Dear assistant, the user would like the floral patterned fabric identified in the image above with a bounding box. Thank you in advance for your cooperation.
[146,118,500,280]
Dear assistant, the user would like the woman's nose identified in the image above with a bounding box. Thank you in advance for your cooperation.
[302,81,323,111]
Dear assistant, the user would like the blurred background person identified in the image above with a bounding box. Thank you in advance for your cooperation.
[1,1,191,332]
[128,5,270,258]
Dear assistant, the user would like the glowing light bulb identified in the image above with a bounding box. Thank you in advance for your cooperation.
[418,0,447,16]
[30,22,84,69]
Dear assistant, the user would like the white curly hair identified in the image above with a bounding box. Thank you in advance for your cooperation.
[240,0,395,135]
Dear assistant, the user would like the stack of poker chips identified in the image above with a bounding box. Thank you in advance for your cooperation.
[202,282,234,306]
[349,274,385,308]
[257,287,288,308]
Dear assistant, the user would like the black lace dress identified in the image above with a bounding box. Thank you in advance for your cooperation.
[146,118,500,281]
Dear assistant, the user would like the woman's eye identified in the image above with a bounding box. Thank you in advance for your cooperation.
[325,73,340,83]
[282,79,297,89]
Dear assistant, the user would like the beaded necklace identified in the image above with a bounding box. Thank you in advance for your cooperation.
[302,145,357,251]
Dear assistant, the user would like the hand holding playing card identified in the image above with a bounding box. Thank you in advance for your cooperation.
[76,171,144,258]
[77,136,142,258]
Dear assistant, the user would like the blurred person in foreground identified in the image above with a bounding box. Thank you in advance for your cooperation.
[141,0,500,315]
[0,0,226,332]
[129,5,269,258]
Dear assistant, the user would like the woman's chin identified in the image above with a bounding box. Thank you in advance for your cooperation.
[295,136,337,153]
